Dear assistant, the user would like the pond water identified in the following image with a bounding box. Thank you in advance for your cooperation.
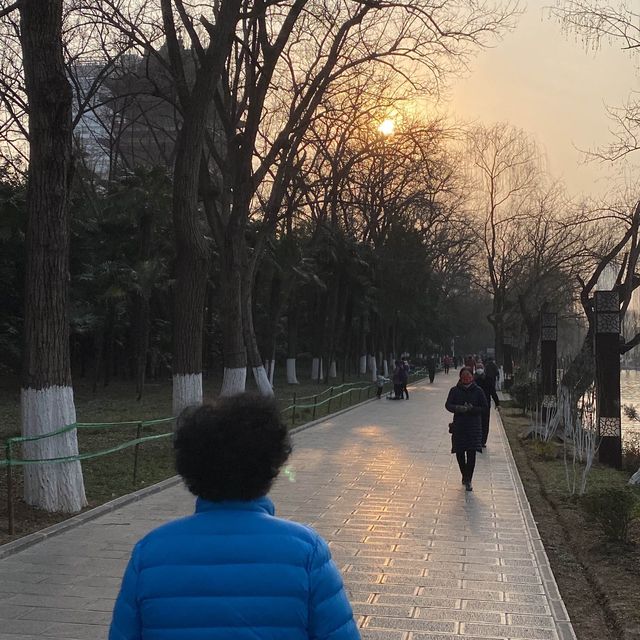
[621,369,640,443]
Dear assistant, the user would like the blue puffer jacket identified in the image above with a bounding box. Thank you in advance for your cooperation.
[109,496,360,640]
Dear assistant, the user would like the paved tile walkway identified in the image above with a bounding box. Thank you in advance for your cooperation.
[0,376,576,640]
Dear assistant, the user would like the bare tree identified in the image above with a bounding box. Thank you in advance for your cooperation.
[466,122,542,365]
[551,1,640,160]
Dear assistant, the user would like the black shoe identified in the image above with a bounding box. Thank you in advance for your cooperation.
[461,477,466,485]
[465,481,473,492]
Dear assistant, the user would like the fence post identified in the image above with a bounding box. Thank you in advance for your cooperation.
[132,422,143,485]
[358,387,362,402]
[6,442,14,535]
[312,395,318,420]
[327,387,334,414]
[291,393,297,427]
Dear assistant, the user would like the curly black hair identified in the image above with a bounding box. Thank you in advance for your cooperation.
[174,393,292,502]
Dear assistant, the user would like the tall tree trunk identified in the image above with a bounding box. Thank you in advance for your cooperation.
[170,93,214,415]
[20,0,86,513]
[286,298,300,384]
[241,246,273,396]
[219,234,248,395]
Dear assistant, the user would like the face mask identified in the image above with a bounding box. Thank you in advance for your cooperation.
[476,369,484,375]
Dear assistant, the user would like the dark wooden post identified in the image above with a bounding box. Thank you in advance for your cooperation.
[503,334,514,390]
[594,290,622,469]
[541,313,558,417]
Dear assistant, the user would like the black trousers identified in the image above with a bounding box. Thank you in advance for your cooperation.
[456,450,477,482]
[402,383,409,399]
[482,409,490,445]
[393,383,403,399]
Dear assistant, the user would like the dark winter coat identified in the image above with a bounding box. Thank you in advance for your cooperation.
[474,373,500,409]
[445,382,488,453]
[484,360,499,383]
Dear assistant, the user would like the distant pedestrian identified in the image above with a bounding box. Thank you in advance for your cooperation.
[376,373,389,398]
[443,355,452,374]
[402,359,410,398]
[464,354,476,372]
[109,393,360,640]
[445,367,488,491]
[484,357,499,386]
[474,364,500,447]
[392,359,407,399]
[426,355,436,384]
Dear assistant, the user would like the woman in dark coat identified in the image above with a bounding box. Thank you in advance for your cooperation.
[445,367,488,491]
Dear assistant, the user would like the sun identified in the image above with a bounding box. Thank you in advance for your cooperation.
[377,118,395,136]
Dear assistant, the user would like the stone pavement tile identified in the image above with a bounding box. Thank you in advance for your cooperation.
[0,619,52,635]
[353,604,415,617]
[374,595,459,609]
[413,608,503,624]
[0,605,35,620]
[360,630,409,640]
[411,635,503,640]
[17,607,111,625]
[462,622,558,639]
[462,600,550,615]
[38,622,106,639]
[365,617,458,633]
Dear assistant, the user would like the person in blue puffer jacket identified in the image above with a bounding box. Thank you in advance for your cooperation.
[109,393,360,640]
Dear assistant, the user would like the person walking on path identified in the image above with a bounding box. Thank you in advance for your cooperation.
[445,367,488,492]
[426,355,436,384]
[109,393,360,640]
[474,364,500,447]
[402,359,410,398]
[443,355,451,374]
[484,356,500,387]
[463,354,476,372]
[392,359,407,399]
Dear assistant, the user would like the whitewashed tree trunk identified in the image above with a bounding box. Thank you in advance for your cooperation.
[252,365,274,396]
[267,359,276,385]
[21,386,87,513]
[172,373,203,415]
[329,360,337,378]
[221,367,247,396]
[383,360,389,377]
[286,358,299,384]
[359,354,367,375]
[311,357,320,380]
[319,358,324,380]
[629,468,640,485]
[369,355,378,382]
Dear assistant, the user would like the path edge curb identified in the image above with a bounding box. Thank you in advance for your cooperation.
[495,409,578,640]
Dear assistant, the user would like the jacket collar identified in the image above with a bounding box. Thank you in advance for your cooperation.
[195,495,275,515]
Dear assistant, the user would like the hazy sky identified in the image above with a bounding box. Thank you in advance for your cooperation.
[444,0,638,199]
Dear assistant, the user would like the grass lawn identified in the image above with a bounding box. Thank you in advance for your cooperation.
[0,370,418,544]
[499,404,640,640]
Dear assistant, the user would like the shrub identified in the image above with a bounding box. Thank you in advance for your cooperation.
[530,440,557,461]
[510,379,538,411]
[580,487,639,543]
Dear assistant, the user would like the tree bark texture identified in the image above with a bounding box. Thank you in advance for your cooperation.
[20,0,86,512]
